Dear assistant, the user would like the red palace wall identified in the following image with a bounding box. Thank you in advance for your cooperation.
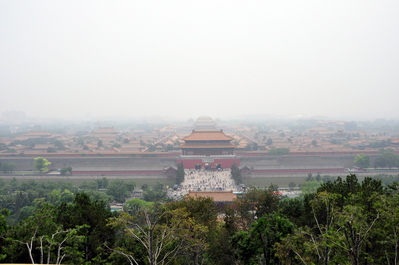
[176,158,240,169]
[253,168,345,174]
[72,170,163,175]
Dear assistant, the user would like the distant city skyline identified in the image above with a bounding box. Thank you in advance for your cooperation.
[1,110,398,124]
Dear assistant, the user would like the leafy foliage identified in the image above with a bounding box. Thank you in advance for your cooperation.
[175,162,185,185]
[230,163,242,184]
[231,213,294,265]
[354,153,370,168]
[60,166,72,175]
[56,193,116,263]
[2,173,399,264]
[374,150,399,169]
[106,180,136,202]
[268,148,290,156]
[143,183,167,202]
[33,157,51,173]
[1,162,16,173]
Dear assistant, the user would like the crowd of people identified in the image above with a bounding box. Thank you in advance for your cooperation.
[168,168,241,198]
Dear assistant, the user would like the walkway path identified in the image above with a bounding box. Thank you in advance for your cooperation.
[168,169,242,199]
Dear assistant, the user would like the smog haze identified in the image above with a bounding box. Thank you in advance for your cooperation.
[1,1,399,121]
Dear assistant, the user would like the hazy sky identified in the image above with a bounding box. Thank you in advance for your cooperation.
[1,1,399,121]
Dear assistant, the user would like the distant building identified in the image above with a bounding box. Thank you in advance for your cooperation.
[239,164,253,177]
[109,203,123,212]
[187,190,237,208]
[333,129,347,140]
[119,141,142,152]
[163,165,177,178]
[195,116,217,131]
[391,138,399,147]
[178,129,239,169]
[15,131,53,140]
[91,127,119,143]
[180,130,236,156]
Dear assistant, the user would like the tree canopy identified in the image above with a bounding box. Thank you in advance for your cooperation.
[268,148,289,156]
[2,174,399,264]
[354,153,370,168]
[33,157,51,173]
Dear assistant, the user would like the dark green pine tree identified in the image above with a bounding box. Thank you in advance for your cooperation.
[231,163,242,184]
[176,162,185,185]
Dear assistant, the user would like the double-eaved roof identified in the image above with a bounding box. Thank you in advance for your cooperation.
[91,127,119,135]
[183,130,233,142]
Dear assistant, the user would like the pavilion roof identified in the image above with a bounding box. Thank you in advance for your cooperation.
[180,142,236,149]
[91,127,119,134]
[183,130,233,141]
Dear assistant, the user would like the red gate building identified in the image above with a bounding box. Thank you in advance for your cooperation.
[177,130,239,169]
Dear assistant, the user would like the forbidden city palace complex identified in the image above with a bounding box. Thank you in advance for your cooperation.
[177,129,239,169]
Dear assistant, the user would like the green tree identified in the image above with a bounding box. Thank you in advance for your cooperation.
[146,144,156,152]
[166,196,219,265]
[277,175,386,264]
[56,193,116,263]
[165,144,173,152]
[3,205,85,264]
[373,151,399,169]
[1,162,16,173]
[108,208,188,265]
[311,140,318,146]
[333,202,380,265]
[106,180,136,203]
[354,154,370,169]
[300,180,322,195]
[382,152,399,169]
[269,148,289,156]
[231,186,280,229]
[143,183,167,202]
[0,209,10,261]
[97,140,103,147]
[374,156,386,168]
[231,213,294,265]
[95,177,108,189]
[279,197,305,227]
[33,157,51,173]
[176,162,185,185]
[112,143,121,148]
[77,138,84,146]
[246,143,259,151]
[60,166,72,175]
[124,198,154,215]
[54,140,65,150]
[0,143,9,151]
[79,181,99,190]
[82,190,113,203]
[46,147,57,153]
[0,178,5,189]
[230,163,242,184]
[318,175,384,263]
[375,193,399,264]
